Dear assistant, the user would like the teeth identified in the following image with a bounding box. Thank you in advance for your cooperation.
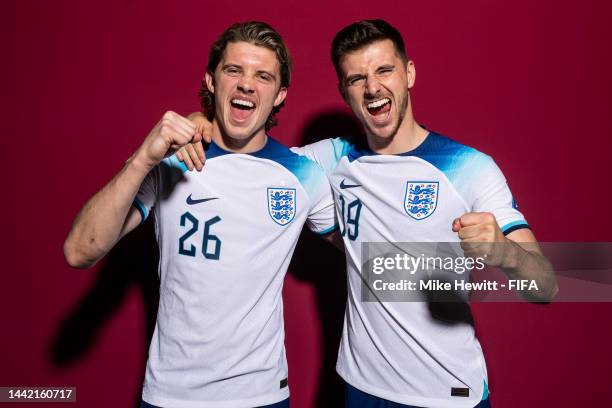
[231,99,254,108]
[367,98,390,109]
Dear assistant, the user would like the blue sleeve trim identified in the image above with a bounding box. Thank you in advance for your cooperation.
[162,154,189,174]
[501,221,530,235]
[481,380,489,401]
[133,197,149,224]
[315,224,339,235]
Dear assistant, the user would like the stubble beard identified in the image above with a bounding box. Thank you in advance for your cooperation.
[364,92,409,147]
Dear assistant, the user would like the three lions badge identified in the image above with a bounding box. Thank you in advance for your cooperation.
[268,188,296,226]
[404,181,439,220]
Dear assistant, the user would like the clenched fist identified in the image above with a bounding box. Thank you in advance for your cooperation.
[452,212,508,266]
[175,112,214,171]
[134,111,202,170]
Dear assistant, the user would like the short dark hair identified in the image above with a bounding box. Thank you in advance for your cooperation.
[331,19,408,81]
[199,21,292,130]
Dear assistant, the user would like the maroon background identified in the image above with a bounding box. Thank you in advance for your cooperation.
[3,0,612,407]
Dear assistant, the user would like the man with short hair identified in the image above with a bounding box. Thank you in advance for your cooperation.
[300,20,558,408]
[64,21,337,408]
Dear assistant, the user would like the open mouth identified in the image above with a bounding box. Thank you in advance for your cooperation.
[366,98,391,116]
[230,98,256,121]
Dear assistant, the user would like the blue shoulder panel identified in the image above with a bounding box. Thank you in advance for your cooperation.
[347,132,490,195]
[200,137,327,196]
[402,133,489,186]
[252,137,327,195]
[330,137,354,165]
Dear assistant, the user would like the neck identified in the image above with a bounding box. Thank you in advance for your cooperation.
[211,121,267,153]
[367,102,429,155]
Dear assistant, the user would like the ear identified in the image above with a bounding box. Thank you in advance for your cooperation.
[204,70,215,93]
[273,86,288,107]
[406,60,416,89]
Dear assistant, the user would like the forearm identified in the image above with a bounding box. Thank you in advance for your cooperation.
[63,155,152,268]
[501,240,558,302]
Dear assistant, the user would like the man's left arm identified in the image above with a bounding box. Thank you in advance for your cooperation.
[452,212,558,302]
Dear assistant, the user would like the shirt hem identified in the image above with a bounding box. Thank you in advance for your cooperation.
[142,387,289,408]
[337,365,480,408]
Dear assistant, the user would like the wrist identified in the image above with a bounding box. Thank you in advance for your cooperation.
[127,150,156,175]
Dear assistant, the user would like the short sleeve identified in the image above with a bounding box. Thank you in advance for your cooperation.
[132,155,187,223]
[133,166,158,223]
[306,175,338,235]
[470,156,529,235]
[291,137,353,176]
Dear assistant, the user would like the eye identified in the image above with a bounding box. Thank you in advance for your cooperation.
[224,67,240,76]
[347,76,365,86]
[257,73,272,82]
[377,67,394,76]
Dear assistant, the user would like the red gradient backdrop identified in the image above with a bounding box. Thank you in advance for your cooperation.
[2,1,612,407]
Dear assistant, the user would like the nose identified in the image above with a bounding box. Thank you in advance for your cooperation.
[237,75,255,94]
[365,77,381,99]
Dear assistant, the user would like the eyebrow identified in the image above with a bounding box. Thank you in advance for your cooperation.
[345,73,365,84]
[221,64,277,79]
[376,64,395,72]
[221,64,242,71]
[344,64,396,84]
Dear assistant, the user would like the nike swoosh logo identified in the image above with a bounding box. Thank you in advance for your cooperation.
[186,194,219,205]
[340,179,362,189]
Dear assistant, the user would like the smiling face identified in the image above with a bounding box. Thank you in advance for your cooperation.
[339,39,415,144]
[205,41,287,147]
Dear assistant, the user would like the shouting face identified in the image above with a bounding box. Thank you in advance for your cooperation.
[206,41,287,145]
[339,39,415,144]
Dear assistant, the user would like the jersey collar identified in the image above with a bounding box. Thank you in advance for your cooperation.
[347,131,440,162]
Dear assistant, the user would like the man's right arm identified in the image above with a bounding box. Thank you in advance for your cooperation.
[63,111,200,268]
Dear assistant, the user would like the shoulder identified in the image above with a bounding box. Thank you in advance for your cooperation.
[291,136,355,173]
[258,137,329,195]
[414,132,498,182]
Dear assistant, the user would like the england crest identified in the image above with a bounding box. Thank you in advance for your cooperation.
[404,181,439,220]
[267,187,296,226]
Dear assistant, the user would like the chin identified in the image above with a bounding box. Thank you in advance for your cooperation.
[367,123,398,140]
[227,130,255,143]
[222,119,254,139]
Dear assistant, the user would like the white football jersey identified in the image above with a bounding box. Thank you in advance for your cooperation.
[133,137,336,408]
[294,132,528,408]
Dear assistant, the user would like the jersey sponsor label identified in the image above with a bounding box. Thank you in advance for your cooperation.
[267,188,296,226]
[404,181,439,220]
